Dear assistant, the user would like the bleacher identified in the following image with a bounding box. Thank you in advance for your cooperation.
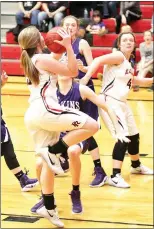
[1,1,153,78]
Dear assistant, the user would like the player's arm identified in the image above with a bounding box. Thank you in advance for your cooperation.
[36,54,78,77]
[80,85,121,130]
[80,51,124,85]
[133,76,153,86]
[80,85,130,143]
[78,39,93,73]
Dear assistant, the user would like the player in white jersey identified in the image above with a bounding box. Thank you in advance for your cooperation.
[18,26,100,227]
[81,32,153,189]
[18,26,123,227]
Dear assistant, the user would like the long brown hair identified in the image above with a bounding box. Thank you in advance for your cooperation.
[18,26,41,85]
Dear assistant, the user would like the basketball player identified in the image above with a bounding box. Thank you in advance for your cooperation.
[1,71,38,191]
[60,15,107,181]
[18,26,115,227]
[80,32,153,188]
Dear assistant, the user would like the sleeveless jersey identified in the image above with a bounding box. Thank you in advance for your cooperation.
[101,55,134,102]
[28,54,63,114]
[57,82,98,121]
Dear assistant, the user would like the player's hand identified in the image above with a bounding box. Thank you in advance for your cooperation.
[1,71,8,87]
[55,28,71,49]
[114,134,131,143]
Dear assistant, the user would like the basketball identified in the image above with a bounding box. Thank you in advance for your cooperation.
[45,27,66,54]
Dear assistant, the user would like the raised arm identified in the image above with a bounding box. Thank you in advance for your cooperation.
[80,51,124,85]
[36,28,78,77]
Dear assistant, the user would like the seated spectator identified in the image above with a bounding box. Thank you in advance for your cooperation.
[86,10,108,36]
[115,1,142,34]
[137,31,153,78]
[102,1,120,18]
[38,1,68,31]
[134,31,153,91]
[16,1,41,27]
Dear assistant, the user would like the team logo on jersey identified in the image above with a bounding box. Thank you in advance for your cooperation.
[72,121,81,127]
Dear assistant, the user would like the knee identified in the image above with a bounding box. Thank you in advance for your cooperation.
[92,120,99,134]
[16,11,24,19]
[128,133,140,155]
[31,10,39,16]
[36,157,43,172]
[68,145,81,159]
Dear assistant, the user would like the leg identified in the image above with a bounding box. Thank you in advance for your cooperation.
[88,137,108,187]
[108,1,117,18]
[16,11,25,25]
[30,10,40,26]
[68,145,83,214]
[37,11,48,27]
[53,12,64,26]
[1,139,38,191]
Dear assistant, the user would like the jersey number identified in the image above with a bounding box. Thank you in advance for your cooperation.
[127,79,132,89]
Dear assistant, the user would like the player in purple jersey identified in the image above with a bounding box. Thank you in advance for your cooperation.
[1,71,38,192]
[60,15,107,179]
[57,78,108,188]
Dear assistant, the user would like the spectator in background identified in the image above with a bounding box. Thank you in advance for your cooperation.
[38,1,68,31]
[86,10,108,36]
[102,1,120,18]
[115,1,142,34]
[85,10,108,45]
[16,1,41,27]
[135,30,153,91]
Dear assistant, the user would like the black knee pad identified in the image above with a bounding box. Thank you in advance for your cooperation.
[88,137,98,152]
[128,133,139,155]
[2,139,20,170]
[112,140,128,161]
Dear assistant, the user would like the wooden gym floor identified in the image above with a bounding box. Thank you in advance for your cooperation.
[1,80,153,228]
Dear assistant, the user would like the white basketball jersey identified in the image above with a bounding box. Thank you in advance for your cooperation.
[27,54,62,113]
[101,56,134,102]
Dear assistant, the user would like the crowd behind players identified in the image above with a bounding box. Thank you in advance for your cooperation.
[12,1,154,91]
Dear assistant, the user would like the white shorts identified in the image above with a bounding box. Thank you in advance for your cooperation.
[24,99,88,151]
[99,94,139,137]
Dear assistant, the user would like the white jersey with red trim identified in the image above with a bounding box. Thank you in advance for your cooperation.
[101,57,134,102]
[28,54,63,114]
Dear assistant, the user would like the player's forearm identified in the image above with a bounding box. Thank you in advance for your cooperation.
[66,46,78,77]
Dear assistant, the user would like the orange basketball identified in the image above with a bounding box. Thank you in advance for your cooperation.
[45,27,66,54]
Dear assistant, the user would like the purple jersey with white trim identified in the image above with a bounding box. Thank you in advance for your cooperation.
[1,108,10,143]
[57,82,98,147]
[57,82,98,120]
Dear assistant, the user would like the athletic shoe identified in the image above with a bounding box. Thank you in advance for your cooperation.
[89,167,108,187]
[133,85,139,92]
[69,190,83,214]
[19,174,39,192]
[31,197,44,214]
[36,147,64,175]
[31,196,57,214]
[36,206,64,228]
[59,156,69,172]
[108,173,130,188]
[131,164,153,175]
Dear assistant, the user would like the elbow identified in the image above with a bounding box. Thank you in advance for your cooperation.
[70,69,78,78]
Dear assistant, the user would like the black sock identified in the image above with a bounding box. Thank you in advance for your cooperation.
[93,159,102,168]
[15,170,24,181]
[73,185,79,191]
[48,139,68,157]
[111,168,121,178]
[42,193,55,210]
[131,160,141,168]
